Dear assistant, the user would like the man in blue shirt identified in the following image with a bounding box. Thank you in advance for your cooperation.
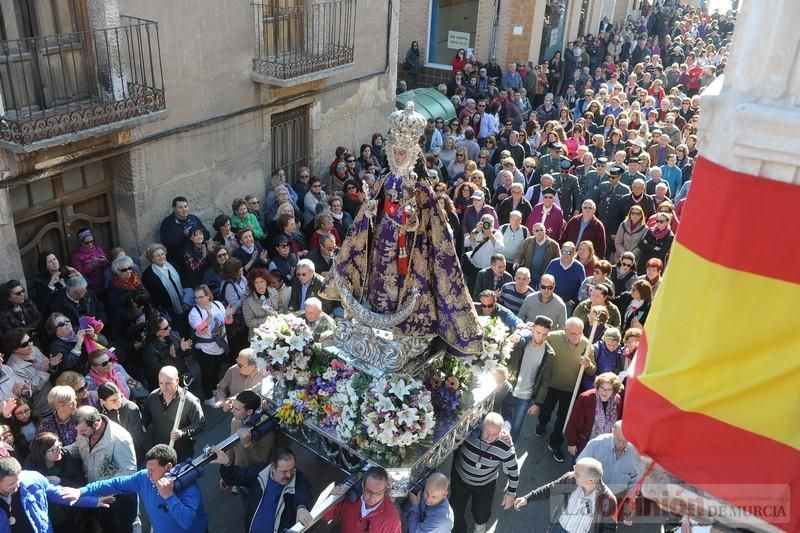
[61,444,208,533]
[407,473,455,533]
[209,446,313,533]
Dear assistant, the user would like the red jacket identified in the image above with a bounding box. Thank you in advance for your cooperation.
[565,389,623,453]
[324,496,401,533]
[561,215,607,258]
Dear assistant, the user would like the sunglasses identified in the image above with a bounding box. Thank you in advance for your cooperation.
[540,285,554,290]
[93,359,111,367]
[159,324,171,331]
[118,267,133,273]
[562,250,574,255]
[480,303,495,308]
[621,262,634,268]
[18,339,31,348]
[11,289,25,296]
[83,240,94,245]
[56,320,70,328]
[217,252,229,258]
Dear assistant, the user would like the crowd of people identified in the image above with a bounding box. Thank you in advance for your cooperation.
[0,0,735,532]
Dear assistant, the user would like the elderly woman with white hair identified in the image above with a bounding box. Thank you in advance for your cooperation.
[48,274,107,331]
[514,456,617,532]
[142,243,186,323]
[107,254,148,338]
[37,385,80,445]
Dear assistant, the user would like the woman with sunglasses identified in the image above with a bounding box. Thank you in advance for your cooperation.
[638,213,674,270]
[84,349,141,402]
[202,244,229,300]
[44,312,94,374]
[610,252,638,303]
[70,227,109,297]
[55,370,96,408]
[24,431,89,530]
[613,205,647,263]
[0,280,42,339]
[107,255,148,338]
[3,328,55,417]
[142,315,194,396]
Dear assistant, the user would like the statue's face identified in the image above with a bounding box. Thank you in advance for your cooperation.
[393,146,409,168]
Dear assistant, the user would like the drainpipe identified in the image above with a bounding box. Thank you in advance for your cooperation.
[488,0,501,60]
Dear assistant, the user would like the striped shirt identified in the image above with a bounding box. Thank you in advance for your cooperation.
[455,429,519,494]
[558,486,597,533]
[499,282,535,315]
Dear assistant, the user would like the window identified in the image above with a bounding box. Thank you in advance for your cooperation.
[271,106,309,181]
[427,0,479,67]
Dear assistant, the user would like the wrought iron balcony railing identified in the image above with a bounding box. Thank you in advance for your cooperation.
[252,0,356,83]
[0,16,165,148]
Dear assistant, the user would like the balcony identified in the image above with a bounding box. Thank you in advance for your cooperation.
[252,0,357,86]
[0,16,166,151]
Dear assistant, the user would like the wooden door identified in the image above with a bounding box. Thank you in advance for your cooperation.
[11,159,117,285]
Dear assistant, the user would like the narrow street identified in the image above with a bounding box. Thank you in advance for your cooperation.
[192,401,568,532]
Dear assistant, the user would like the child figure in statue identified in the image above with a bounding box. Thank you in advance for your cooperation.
[321,102,482,355]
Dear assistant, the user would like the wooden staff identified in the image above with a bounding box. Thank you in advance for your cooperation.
[562,319,599,434]
[168,388,187,449]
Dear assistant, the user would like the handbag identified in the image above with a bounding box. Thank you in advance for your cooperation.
[460,234,491,279]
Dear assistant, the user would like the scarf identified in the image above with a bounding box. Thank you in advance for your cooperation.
[151,263,183,314]
[111,271,142,293]
[89,364,130,399]
[625,298,644,323]
[651,225,671,239]
[590,393,620,440]
[331,211,343,222]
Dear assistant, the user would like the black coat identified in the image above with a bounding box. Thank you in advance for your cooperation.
[0,300,42,337]
[617,291,652,331]
[49,289,106,330]
[638,229,674,266]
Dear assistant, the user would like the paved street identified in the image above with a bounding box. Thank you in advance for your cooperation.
[191,400,571,532]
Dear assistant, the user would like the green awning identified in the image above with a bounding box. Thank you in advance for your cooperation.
[395,88,456,123]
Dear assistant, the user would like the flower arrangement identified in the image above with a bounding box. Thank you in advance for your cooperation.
[462,316,513,377]
[250,314,317,386]
[332,372,371,442]
[361,375,435,450]
[275,389,316,428]
[425,354,471,417]
[307,359,355,431]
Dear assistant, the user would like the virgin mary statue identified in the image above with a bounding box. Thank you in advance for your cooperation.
[321,102,482,356]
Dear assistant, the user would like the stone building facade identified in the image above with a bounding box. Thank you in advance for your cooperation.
[397,0,699,87]
[0,0,397,283]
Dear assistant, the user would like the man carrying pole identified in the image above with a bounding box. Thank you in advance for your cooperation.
[142,366,206,462]
[528,317,596,463]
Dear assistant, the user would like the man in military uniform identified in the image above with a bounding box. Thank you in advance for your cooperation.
[621,156,647,188]
[596,166,631,259]
[535,141,565,181]
[554,159,581,218]
[581,157,611,204]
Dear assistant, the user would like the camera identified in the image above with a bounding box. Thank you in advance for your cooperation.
[481,221,492,230]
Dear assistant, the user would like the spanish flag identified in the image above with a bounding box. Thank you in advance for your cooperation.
[625,157,800,531]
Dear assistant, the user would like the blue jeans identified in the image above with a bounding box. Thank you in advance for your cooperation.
[510,396,533,442]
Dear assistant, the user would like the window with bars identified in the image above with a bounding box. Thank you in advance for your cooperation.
[270,106,309,182]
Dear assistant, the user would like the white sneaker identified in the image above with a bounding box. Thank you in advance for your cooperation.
[204,397,220,408]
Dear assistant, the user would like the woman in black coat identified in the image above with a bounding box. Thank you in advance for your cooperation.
[637,213,674,267]
[617,279,653,331]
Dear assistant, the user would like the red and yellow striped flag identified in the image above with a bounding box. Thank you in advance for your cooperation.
[625,157,800,531]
